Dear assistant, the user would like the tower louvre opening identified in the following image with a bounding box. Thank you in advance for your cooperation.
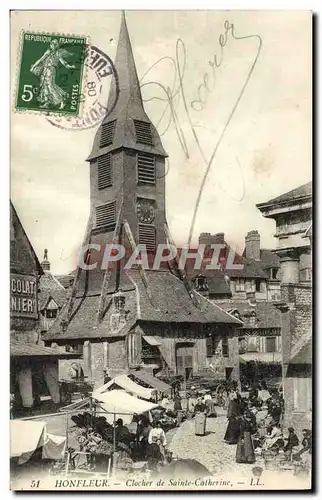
[100,120,117,148]
[138,224,156,252]
[95,201,116,229]
[137,152,155,184]
[134,120,153,145]
[97,154,112,190]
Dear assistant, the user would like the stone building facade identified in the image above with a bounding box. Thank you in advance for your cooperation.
[43,12,242,388]
[257,182,312,432]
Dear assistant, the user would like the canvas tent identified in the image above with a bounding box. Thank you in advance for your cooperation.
[10,420,66,464]
[130,369,171,393]
[95,389,158,424]
[92,374,155,401]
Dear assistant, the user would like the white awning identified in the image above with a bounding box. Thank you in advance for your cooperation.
[93,374,156,401]
[142,336,161,346]
[10,420,66,464]
[240,352,282,364]
[95,390,158,424]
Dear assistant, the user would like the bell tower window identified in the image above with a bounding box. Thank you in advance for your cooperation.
[100,120,116,148]
[138,224,156,252]
[95,201,116,230]
[134,120,153,145]
[97,154,112,189]
[137,153,155,184]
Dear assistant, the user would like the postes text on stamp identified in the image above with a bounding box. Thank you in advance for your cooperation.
[15,32,87,115]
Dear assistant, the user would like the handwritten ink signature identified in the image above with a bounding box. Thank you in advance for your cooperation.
[140,20,263,244]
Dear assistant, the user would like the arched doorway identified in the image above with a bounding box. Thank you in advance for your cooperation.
[175,342,194,379]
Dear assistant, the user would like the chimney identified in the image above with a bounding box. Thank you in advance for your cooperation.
[245,230,260,261]
[41,248,50,271]
[211,232,225,244]
[199,233,212,246]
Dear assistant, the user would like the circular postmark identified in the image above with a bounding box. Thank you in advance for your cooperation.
[46,45,119,130]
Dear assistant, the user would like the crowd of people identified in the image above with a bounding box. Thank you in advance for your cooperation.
[67,383,311,476]
[222,384,312,472]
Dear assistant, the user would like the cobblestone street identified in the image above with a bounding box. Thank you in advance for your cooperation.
[168,409,264,478]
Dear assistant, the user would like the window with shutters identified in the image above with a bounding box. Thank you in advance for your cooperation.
[97,154,112,189]
[266,336,277,353]
[138,224,156,252]
[95,202,116,229]
[235,279,245,291]
[100,120,116,147]
[134,120,153,145]
[137,153,155,184]
[247,336,258,352]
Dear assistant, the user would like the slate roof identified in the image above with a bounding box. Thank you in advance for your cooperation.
[207,275,232,296]
[259,249,280,271]
[187,243,271,296]
[257,182,312,208]
[39,271,67,310]
[42,289,135,341]
[55,272,75,289]
[214,300,281,330]
[127,269,242,325]
[10,339,79,358]
[43,268,242,341]
[10,202,44,276]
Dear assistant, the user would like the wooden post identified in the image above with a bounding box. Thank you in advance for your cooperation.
[112,409,116,474]
[65,450,70,477]
[65,410,69,449]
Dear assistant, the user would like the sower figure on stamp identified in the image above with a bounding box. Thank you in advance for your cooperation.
[30,39,75,110]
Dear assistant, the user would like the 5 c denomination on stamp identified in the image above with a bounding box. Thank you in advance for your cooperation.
[46,45,118,131]
[15,32,87,115]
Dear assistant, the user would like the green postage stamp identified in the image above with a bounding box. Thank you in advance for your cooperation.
[15,32,87,115]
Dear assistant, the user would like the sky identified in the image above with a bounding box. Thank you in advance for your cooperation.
[10,10,312,274]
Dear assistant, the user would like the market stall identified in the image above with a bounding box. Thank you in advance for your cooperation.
[95,389,158,425]
[10,419,66,465]
[93,375,156,402]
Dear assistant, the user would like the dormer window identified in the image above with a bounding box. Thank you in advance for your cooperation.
[270,268,279,280]
[194,275,208,292]
[134,120,153,145]
[100,120,116,148]
[229,309,241,320]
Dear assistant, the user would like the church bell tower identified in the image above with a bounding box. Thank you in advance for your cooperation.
[86,12,168,271]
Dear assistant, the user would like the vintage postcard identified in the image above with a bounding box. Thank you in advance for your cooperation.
[10,10,312,491]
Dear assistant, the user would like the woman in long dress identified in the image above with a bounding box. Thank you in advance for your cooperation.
[30,39,76,109]
[194,398,207,436]
[224,392,242,444]
[236,412,257,464]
